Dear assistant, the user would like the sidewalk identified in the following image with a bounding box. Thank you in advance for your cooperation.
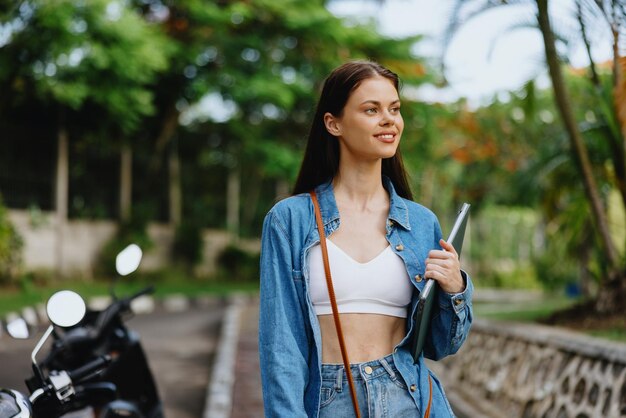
[230,296,264,418]
[204,294,264,418]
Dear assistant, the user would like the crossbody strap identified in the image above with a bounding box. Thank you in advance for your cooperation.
[311,191,361,418]
[311,190,432,418]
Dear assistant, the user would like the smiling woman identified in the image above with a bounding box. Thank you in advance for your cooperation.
[258,60,474,418]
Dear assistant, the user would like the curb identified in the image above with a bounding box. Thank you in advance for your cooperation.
[202,293,247,418]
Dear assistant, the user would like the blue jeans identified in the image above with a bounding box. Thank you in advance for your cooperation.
[319,354,420,418]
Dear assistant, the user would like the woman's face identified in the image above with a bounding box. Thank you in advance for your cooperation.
[324,76,403,162]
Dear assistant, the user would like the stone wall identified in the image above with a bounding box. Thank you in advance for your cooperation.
[429,319,626,418]
[8,209,260,277]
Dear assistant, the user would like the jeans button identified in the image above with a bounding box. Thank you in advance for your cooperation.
[364,366,373,375]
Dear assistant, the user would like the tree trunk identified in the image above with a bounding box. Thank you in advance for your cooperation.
[120,144,132,222]
[536,0,620,273]
[169,139,182,227]
[241,170,261,234]
[275,179,290,201]
[150,104,180,173]
[55,111,69,277]
[615,54,626,213]
[226,167,240,241]
[595,270,626,314]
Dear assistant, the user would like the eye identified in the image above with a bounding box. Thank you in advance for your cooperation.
[390,106,401,114]
[365,108,378,114]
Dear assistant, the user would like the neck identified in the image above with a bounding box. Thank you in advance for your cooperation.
[333,159,386,209]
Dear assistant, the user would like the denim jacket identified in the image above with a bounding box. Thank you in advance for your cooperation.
[259,177,474,417]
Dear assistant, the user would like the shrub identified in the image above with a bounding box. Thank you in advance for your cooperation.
[96,208,153,279]
[216,244,260,282]
[172,220,203,270]
[0,195,23,285]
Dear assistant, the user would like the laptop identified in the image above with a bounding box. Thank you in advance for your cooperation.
[410,203,470,363]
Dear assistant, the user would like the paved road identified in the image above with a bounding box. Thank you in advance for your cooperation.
[0,302,225,418]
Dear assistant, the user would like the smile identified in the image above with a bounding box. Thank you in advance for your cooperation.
[374,133,396,142]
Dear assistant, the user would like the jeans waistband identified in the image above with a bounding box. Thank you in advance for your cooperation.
[320,353,398,383]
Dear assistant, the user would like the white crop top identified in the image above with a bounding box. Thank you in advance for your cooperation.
[308,239,412,318]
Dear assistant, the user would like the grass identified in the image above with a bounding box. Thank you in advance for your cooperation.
[588,328,626,342]
[473,293,626,342]
[0,272,259,318]
[473,296,578,322]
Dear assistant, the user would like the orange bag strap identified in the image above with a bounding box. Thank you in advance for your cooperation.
[426,375,432,417]
[311,191,361,418]
[311,190,432,418]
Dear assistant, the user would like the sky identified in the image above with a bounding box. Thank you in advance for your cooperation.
[327,0,615,106]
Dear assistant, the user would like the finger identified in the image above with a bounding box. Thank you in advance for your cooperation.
[425,263,450,278]
[427,251,459,265]
[439,239,458,256]
[424,267,443,281]
[427,249,453,260]
[425,267,464,292]
[426,257,457,270]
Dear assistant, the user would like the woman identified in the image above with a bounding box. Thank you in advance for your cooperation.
[259,60,473,417]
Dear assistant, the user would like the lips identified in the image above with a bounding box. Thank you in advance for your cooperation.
[374,132,397,143]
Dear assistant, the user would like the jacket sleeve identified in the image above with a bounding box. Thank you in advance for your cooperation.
[424,218,474,361]
[258,209,310,417]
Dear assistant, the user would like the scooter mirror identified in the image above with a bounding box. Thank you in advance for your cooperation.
[6,318,29,339]
[46,290,86,328]
[115,244,142,276]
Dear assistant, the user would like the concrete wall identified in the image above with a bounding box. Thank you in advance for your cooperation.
[8,209,260,277]
[428,319,626,418]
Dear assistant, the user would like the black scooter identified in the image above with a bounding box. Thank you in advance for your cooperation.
[0,244,164,418]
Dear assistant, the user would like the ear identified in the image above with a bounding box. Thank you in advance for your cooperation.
[323,112,341,137]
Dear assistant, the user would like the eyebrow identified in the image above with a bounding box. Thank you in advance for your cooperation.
[360,99,401,106]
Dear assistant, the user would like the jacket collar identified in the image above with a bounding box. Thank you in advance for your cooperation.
[313,176,411,231]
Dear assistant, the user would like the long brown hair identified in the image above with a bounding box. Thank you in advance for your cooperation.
[292,60,413,200]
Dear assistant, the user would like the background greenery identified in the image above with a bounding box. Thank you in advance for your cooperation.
[1,0,625,329]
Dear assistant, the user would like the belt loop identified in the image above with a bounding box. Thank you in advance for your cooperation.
[379,356,396,379]
[336,367,344,392]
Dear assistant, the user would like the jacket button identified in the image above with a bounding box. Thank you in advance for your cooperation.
[410,384,417,392]
[395,244,404,251]
[415,274,422,282]
[364,366,373,375]
[454,298,463,306]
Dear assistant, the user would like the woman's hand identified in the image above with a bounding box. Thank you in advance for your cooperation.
[425,239,465,294]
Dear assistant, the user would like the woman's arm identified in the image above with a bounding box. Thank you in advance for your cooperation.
[424,271,474,360]
[258,209,311,417]
[423,219,474,360]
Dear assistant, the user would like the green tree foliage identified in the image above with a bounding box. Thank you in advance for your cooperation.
[0,0,170,131]
[1,0,173,222]
[1,0,434,270]
[134,0,429,235]
[430,66,623,293]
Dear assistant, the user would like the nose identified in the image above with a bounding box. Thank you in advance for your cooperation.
[380,110,395,126]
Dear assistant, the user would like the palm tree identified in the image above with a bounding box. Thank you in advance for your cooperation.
[445,0,626,314]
